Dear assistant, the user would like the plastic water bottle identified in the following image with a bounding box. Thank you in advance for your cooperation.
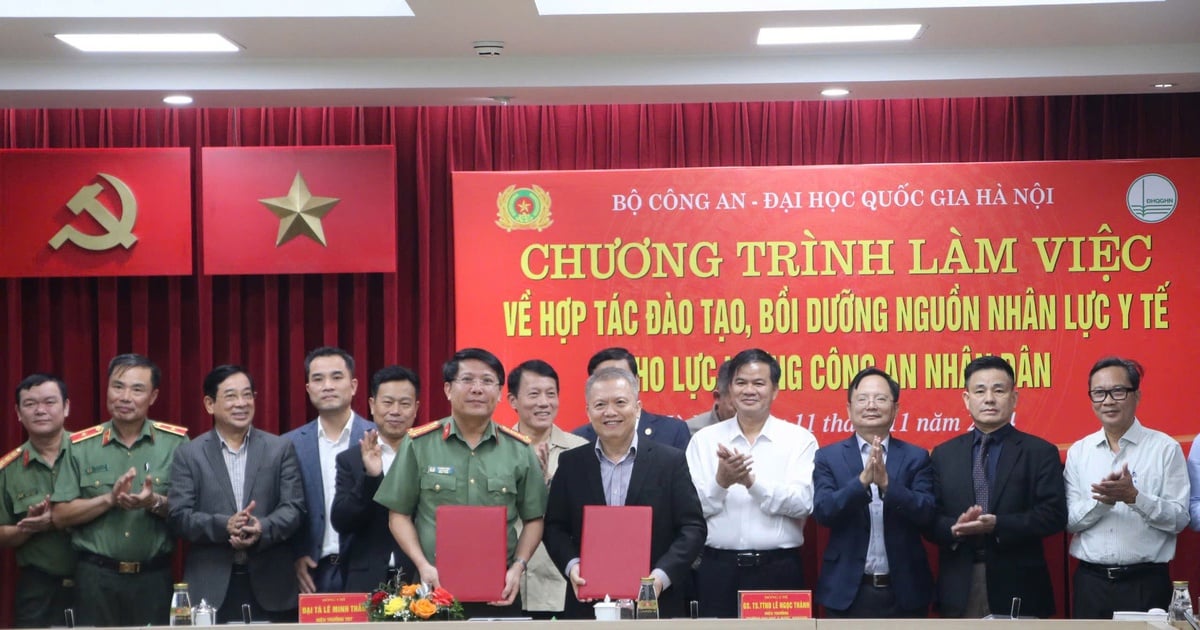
[635,577,659,620]
[169,583,193,626]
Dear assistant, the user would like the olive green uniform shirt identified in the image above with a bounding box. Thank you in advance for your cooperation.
[51,420,188,561]
[374,417,548,566]
[0,434,77,576]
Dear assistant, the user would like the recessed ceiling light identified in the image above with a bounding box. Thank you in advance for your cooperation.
[163,95,194,105]
[54,33,240,53]
[7,1,413,17]
[759,24,923,45]
[1154,82,1176,89]
[822,88,851,97]
[535,0,1159,15]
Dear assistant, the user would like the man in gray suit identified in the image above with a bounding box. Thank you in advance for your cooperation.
[169,365,306,622]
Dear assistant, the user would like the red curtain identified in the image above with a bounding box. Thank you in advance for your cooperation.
[1,95,1198,623]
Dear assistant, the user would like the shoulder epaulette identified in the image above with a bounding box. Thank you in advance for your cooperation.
[152,421,189,437]
[70,425,105,444]
[0,447,22,470]
[408,422,442,439]
[497,424,532,445]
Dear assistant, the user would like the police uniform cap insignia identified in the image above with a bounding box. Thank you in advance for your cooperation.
[70,425,105,443]
[497,424,532,444]
[408,422,442,439]
[0,447,22,470]
[152,421,189,437]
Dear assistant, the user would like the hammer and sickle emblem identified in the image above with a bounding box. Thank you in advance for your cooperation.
[48,173,138,251]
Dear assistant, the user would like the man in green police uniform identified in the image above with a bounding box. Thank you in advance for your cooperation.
[0,374,77,628]
[376,347,547,616]
[51,354,189,627]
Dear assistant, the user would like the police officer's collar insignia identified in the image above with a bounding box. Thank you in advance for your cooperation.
[0,447,21,470]
[22,449,32,467]
[70,424,104,444]
[152,421,189,437]
[497,424,532,444]
[443,422,452,440]
[407,422,441,440]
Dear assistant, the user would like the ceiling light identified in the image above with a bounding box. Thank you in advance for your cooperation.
[535,0,1160,15]
[1153,82,1176,88]
[55,33,240,53]
[163,95,194,105]
[759,25,922,45]
[822,88,851,97]
[6,1,413,17]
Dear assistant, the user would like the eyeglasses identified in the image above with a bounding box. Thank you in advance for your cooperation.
[851,395,893,408]
[220,391,257,405]
[453,376,500,389]
[1088,387,1134,403]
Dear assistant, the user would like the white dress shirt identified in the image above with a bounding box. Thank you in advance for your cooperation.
[855,434,890,576]
[317,420,353,558]
[686,415,817,550]
[1064,418,1189,564]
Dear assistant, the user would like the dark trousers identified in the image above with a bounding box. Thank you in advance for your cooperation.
[1073,562,1171,619]
[696,546,804,618]
[217,566,297,623]
[312,554,346,593]
[76,559,172,627]
[461,599,522,619]
[823,579,927,619]
[15,566,76,628]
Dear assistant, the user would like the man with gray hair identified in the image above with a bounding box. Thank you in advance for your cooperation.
[543,367,705,619]
[685,361,736,435]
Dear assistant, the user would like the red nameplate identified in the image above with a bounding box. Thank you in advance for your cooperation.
[738,590,813,619]
[298,593,369,623]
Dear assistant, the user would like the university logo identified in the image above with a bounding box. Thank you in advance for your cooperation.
[495,185,553,232]
[48,173,139,251]
[1126,173,1177,224]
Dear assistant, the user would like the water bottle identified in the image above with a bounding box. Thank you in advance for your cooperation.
[169,583,193,626]
[1169,580,1193,621]
[635,576,659,620]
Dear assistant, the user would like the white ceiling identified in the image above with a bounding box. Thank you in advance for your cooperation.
[0,0,1196,108]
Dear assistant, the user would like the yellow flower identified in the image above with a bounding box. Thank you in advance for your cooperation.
[411,598,438,620]
[400,584,421,598]
[383,597,407,616]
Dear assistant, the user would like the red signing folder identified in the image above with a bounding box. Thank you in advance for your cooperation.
[436,505,507,602]
[578,505,652,600]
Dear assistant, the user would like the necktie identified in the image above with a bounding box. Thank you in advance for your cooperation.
[972,433,991,512]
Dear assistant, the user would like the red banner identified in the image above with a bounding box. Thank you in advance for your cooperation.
[452,160,1199,450]
[200,146,397,275]
[0,148,192,277]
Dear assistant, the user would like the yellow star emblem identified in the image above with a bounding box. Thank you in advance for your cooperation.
[258,172,340,247]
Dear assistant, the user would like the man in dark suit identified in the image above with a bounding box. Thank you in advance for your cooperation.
[927,355,1066,618]
[331,365,420,592]
[572,348,690,450]
[283,347,374,594]
[545,366,706,619]
[813,367,935,618]
[168,365,306,622]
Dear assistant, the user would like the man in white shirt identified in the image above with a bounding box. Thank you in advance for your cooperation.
[1065,356,1189,619]
[686,348,817,618]
[284,347,374,593]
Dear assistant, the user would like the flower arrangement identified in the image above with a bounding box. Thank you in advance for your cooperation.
[365,579,464,622]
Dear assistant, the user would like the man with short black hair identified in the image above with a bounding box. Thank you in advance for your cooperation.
[1066,357,1188,619]
[1,374,76,628]
[686,348,817,618]
[52,354,189,627]
[927,355,1065,619]
[285,346,374,594]
[573,348,690,449]
[332,365,421,592]
[169,365,306,622]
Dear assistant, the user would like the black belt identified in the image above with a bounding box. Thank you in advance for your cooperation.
[81,552,170,575]
[862,574,890,588]
[319,554,341,566]
[704,546,798,568]
[1078,560,1167,582]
